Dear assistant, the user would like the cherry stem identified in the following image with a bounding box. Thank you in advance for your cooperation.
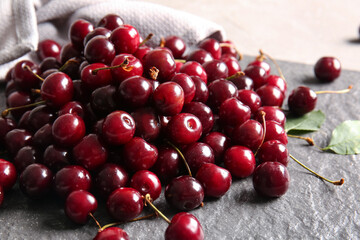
[1,100,46,117]
[88,212,102,230]
[160,37,165,47]
[99,213,157,231]
[315,85,352,95]
[23,65,44,82]
[92,57,131,75]
[166,140,192,177]
[259,49,286,82]
[149,67,159,81]
[219,43,243,60]
[139,33,154,47]
[144,194,171,224]
[31,89,41,95]
[254,111,266,157]
[226,71,245,80]
[255,51,266,62]
[175,59,186,63]
[58,58,80,72]
[289,153,344,186]
[287,134,315,146]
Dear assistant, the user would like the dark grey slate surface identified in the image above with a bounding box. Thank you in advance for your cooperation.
[1,56,360,240]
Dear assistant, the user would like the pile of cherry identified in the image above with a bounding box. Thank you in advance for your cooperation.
[0,13,343,240]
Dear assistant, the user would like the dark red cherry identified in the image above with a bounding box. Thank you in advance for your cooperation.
[65,190,97,224]
[32,123,53,150]
[202,132,231,163]
[221,55,241,76]
[171,73,195,103]
[5,80,17,97]
[220,40,239,59]
[314,57,341,82]
[110,24,140,54]
[180,61,207,84]
[102,111,135,145]
[97,14,124,31]
[244,65,268,90]
[231,120,263,151]
[164,35,186,59]
[247,59,271,75]
[19,163,53,199]
[219,97,251,128]
[258,140,289,166]
[134,45,152,64]
[41,72,74,108]
[94,227,130,240]
[224,146,256,178]
[237,89,262,113]
[118,76,153,108]
[182,102,214,135]
[130,170,161,201]
[151,146,181,184]
[17,110,31,130]
[52,113,86,147]
[39,57,61,73]
[165,212,204,240]
[186,49,214,65]
[288,86,317,116]
[0,117,16,147]
[143,49,176,82]
[111,54,143,84]
[59,43,81,64]
[83,27,112,45]
[84,36,115,65]
[81,63,112,90]
[264,75,287,94]
[207,79,238,111]
[69,19,94,50]
[95,163,129,197]
[152,82,184,116]
[6,91,32,119]
[183,142,215,174]
[58,101,85,118]
[191,76,209,103]
[37,39,61,61]
[202,60,229,83]
[198,38,221,59]
[91,85,117,117]
[131,107,160,142]
[165,175,204,211]
[54,165,91,198]
[254,106,286,127]
[5,129,32,156]
[264,120,288,145]
[167,113,202,145]
[5,67,13,82]
[256,85,284,107]
[196,163,232,198]
[0,159,17,191]
[12,60,41,90]
[43,145,71,172]
[253,162,290,197]
[27,105,55,133]
[14,146,40,173]
[107,187,144,221]
[123,137,158,172]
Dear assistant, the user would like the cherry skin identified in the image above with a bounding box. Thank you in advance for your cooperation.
[256,85,284,107]
[191,76,209,103]
[83,27,112,45]
[151,146,181,184]
[221,55,241,76]
[237,89,262,113]
[314,57,341,82]
[0,159,17,191]
[196,163,232,198]
[165,175,204,211]
[19,163,53,199]
[5,129,33,156]
[37,39,61,61]
[97,14,124,31]
[143,48,176,82]
[258,140,289,166]
[165,212,204,240]
[131,107,160,142]
[152,82,184,116]
[244,65,268,90]
[27,105,55,133]
[202,60,229,83]
[107,187,144,221]
[264,120,288,145]
[91,85,117,117]
[102,111,135,145]
[6,91,33,119]
[198,38,221,59]
[65,190,97,224]
[81,63,113,90]
[110,24,140,54]
[247,59,271,75]
[94,227,130,240]
[17,110,31,130]
[5,80,17,97]
[207,79,238,111]
[254,106,286,127]
[130,170,161,201]
[43,145,71,172]
[31,121,53,151]
[288,86,317,116]
[252,162,290,197]
[134,45,152,64]
[95,163,129,197]
[118,76,153,108]
[0,117,16,147]
[14,146,40,173]
[183,142,215,174]
[84,36,115,65]
[52,113,86,147]
[59,43,81,64]
[54,165,91,198]
[164,35,186,59]
[12,60,41,90]
[219,97,251,128]
[111,54,143,84]
[171,73,195,103]
[231,120,263,151]
[202,132,231,163]
[58,101,85,119]
[39,57,61,72]
[180,61,207,84]
[182,101,214,135]
[122,137,158,172]
[166,113,203,145]
[220,40,239,59]
[264,75,287,95]
[186,49,213,65]
[41,72,74,108]
[224,146,256,178]
[69,19,94,50]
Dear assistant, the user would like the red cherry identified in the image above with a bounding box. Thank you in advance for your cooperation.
[143,49,176,82]
[152,82,184,116]
[94,227,130,240]
[180,61,207,84]
[12,60,41,90]
[264,120,288,145]
[164,35,186,59]
[84,36,115,65]
[191,76,209,103]
[130,170,161,201]
[202,60,229,83]
[207,79,238,111]
[165,212,204,240]
[43,145,71,172]
[224,146,256,178]
[258,140,289,166]
[0,117,16,147]
[118,76,153,108]
[95,163,129,197]
[14,146,40,173]
[219,97,251,128]
[182,102,214,135]
[52,113,86,147]
[183,142,215,174]
[65,190,97,224]
[111,54,143,84]
[6,91,33,119]
[0,159,17,191]
[244,65,268,90]
[41,72,74,108]
[247,59,271,75]
[5,129,33,156]
[171,73,195,103]
[254,106,286,127]
[97,14,124,30]
[151,146,181,184]
[37,39,61,61]
[314,57,341,82]
[131,107,160,142]
[236,89,262,113]
[102,111,135,145]
[81,63,112,90]
[186,49,213,65]
[256,85,284,107]
[110,24,140,54]
[202,131,231,163]
[69,19,94,50]
[166,113,202,145]
[288,86,317,116]
[231,120,263,151]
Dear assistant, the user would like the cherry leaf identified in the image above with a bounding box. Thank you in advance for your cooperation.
[285,110,325,133]
[323,120,360,155]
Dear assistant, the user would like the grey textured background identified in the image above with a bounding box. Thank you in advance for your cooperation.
[0,56,360,239]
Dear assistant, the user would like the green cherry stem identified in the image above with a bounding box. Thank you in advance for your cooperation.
[58,58,81,72]
[23,65,44,82]
[92,57,131,75]
[139,33,154,47]
[1,100,46,117]
[315,85,352,95]
[88,212,102,230]
[166,140,192,177]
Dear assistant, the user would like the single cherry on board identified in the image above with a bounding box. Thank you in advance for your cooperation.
[314,57,341,82]
[65,190,97,224]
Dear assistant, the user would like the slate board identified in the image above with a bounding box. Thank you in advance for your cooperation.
[1,56,360,240]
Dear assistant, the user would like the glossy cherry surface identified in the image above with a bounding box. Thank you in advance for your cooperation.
[166,113,202,145]
[256,85,284,107]
[97,14,124,30]
[254,106,286,127]
[52,113,86,147]
[207,79,238,111]
[182,102,214,135]
[6,91,32,119]
[202,60,229,83]
[12,60,41,90]
[0,159,17,191]
[258,140,289,166]
[264,120,288,145]
[130,170,161,201]
[247,59,271,75]
[81,63,113,90]
[152,82,184,116]
[91,85,117,117]
[59,101,85,119]
[94,227,130,240]
[111,54,143,84]
[165,212,204,240]
[0,117,16,147]
[118,76,152,108]
[198,38,221,59]
[224,146,256,178]
[102,111,135,145]
[41,72,74,108]
[237,89,262,113]
[151,146,180,184]
[171,73,195,103]
[244,65,268,90]
[110,24,140,54]
[265,75,287,94]
[59,43,81,64]
[37,39,61,61]
[83,27,112,45]
[69,19,94,50]
[28,105,55,133]
[191,76,209,103]
[143,48,176,81]
[65,190,97,224]
[43,145,71,172]
[5,128,33,156]
[219,97,251,128]
[164,35,186,59]
[186,49,213,65]
[180,61,207,83]
[231,120,263,151]
[288,86,317,116]
[221,55,241,76]
[131,107,160,142]
[183,142,215,174]
[84,36,115,65]
[95,163,129,197]
[33,123,53,151]
[314,57,341,82]
[13,146,39,173]
[0,186,3,206]
[202,132,231,163]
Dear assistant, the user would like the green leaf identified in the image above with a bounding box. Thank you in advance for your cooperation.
[323,120,360,155]
[285,110,326,133]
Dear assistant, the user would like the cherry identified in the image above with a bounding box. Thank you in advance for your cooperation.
[198,38,221,59]
[191,76,209,103]
[73,134,108,171]
[134,45,152,64]
[256,85,284,107]
[219,97,251,128]
[130,170,161,201]
[118,76,153,108]
[182,102,214,135]
[59,101,85,119]
[17,110,31,129]
[186,49,214,65]
[244,65,267,90]
[5,80,17,97]
[0,117,16,147]
[237,89,262,113]
[32,123,53,150]
[165,212,204,240]
[5,67,13,82]
[164,35,186,59]
[252,162,290,197]
[54,165,92,198]
[95,163,129,197]
[224,146,256,178]
[59,43,81,64]
[221,55,241,76]
[231,120,263,151]
[152,82,184,116]
[254,106,286,127]
[202,132,231,163]
[83,27,112,45]
[6,91,33,119]
[111,54,143,84]
[69,19,94,50]
[14,146,40,173]
[165,175,204,211]
[220,40,239,59]
[0,159,17,191]
[91,85,117,117]
[207,79,238,111]
[102,111,135,145]
[97,14,124,31]
[196,163,232,198]
[171,73,195,103]
[60,57,82,80]
[166,113,202,145]
[12,60,41,90]
[65,190,97,224]
[180,61,207,84]
[258,140,289,166]
[288,86,317,116]
[52,113,86,147]
[202,60,229,83]
[39,57,61,72]
[81,63,112,90]
[5,129,33,156]
[41,72,74,108]
[84,36,115,65]
[94,227,130,240]
[247,58,271,75]
[37,39,61,61]
[264,120,288,145]
[151,146,181,184]
[43,145,71,172]
[183,142,215,174]
[122,137,158,172]
[110,24,140,54]
[143,49,176,81]
[264,75,287,95]
[27,105,55,133]
[131,107,160,142]
[314,57,341,82]
[19,163,53,199]
[107,187,144,221]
